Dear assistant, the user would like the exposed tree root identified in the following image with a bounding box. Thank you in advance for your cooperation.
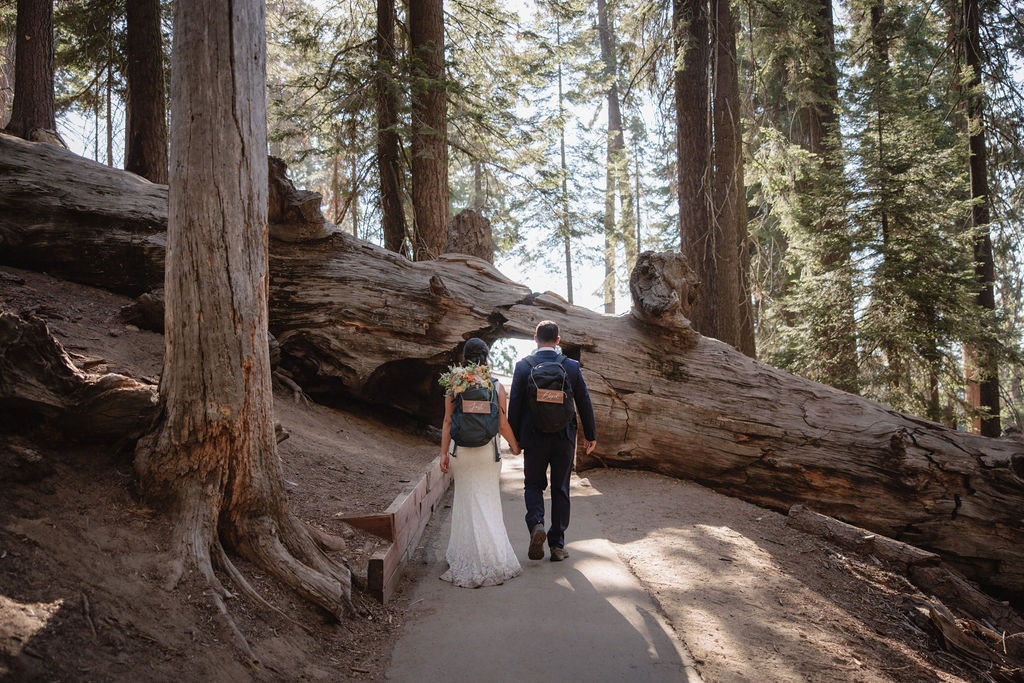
[236,515,355,621]
[209,589,259,666]
[213,543,315,636]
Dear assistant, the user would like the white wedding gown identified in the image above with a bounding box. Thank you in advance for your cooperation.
[440,438,522,588]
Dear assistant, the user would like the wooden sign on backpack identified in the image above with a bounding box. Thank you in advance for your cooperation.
[536,389,563,404]
[461,400,492,414]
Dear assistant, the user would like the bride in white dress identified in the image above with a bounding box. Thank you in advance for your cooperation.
[439,339,523,588]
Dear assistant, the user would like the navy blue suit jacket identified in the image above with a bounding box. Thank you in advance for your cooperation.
[508,348,597,450]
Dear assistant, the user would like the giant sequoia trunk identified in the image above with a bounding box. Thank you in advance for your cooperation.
[409,0,448,261]
[5,0,55,141]
[376,0,406,256]
[132,0,352,624]
[2,134,1024,604]
[125,0,168,184]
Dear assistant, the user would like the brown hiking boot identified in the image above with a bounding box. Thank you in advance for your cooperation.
[550,546,569,562]
[528,524,546,560]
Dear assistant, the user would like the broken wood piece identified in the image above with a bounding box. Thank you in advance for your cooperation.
[786,505,940,571]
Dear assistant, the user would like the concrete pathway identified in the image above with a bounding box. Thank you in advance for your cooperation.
[387,453,701,682]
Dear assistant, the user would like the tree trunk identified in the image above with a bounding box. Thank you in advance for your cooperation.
[133,0,352,624]
[5,0,55,141]
[960,0,1000,437]
[710,0,743,351]
[409,0,447,261]
[4,134,1024,603]
[596,0,636,305]
[1,24,16,128]
[349,117,359,239]
[125,0,168,183]
[673,0,713,336]
[557,20,573,305]
[376,0,406,256]
[105,24,114,168]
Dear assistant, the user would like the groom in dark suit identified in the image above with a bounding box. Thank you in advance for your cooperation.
[508,320,597,562]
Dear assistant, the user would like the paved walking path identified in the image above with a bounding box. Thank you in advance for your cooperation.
[386,453,701,682]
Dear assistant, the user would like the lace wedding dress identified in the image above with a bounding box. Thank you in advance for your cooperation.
[440,438,522,588]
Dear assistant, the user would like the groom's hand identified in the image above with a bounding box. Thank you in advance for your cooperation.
[584,439,597,455]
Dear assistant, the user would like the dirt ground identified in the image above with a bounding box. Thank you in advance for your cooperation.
[0,266,1018,681]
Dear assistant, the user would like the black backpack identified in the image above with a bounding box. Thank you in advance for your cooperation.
[525,353,576,433]
[450,379,501,448]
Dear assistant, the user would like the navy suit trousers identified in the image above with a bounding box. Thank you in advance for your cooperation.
[523,435,574,549]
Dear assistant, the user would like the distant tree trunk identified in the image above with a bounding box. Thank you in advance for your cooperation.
[349,118,359,239]
[557,18,573,305]
[634,132,642,252]
[597,0,636,286]
[603,146,617,313]
[1,25,16,127]
[674,0,712,335]
[330,152,341,222]
[134,0,352,621]
[710,0,743,351]
[376,0,406,256]
[960,0,1000,437]
[125,0,168,183]
[5,0,55,140]
[409,0,447,261]
[106,18,114,168]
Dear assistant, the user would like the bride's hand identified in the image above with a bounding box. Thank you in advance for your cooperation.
[440,454,449,473]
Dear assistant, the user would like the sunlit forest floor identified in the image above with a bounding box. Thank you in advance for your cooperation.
[0,267,995,681]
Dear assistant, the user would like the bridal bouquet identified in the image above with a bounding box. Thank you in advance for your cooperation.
[438,363,493,396]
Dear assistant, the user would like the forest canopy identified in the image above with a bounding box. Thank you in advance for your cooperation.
[0,0,1021,433]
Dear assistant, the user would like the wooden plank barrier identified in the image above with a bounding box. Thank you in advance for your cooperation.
[340,455,452,602]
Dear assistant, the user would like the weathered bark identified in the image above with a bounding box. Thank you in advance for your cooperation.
[5,0,57,141]
[409,0,447,261]
[3,137,1024,604]
[376,0,406,255]
[445,208,493,263]
[0,311,157,441]
[674,0,712,337]
[125,0,168,183]
[960,0,1000,437]
[133,0,353,627]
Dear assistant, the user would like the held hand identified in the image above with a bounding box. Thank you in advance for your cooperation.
[584,439,597,455]
[510,443,522,456]
[440,454,449,474]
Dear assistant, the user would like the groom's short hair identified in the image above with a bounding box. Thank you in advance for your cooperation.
[535,320,559,343]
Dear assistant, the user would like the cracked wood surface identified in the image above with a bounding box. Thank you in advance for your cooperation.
[2,135,1023,601]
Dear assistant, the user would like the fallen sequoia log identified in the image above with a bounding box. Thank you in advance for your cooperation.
[2,134,1024,605]
[0,311,158,442]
